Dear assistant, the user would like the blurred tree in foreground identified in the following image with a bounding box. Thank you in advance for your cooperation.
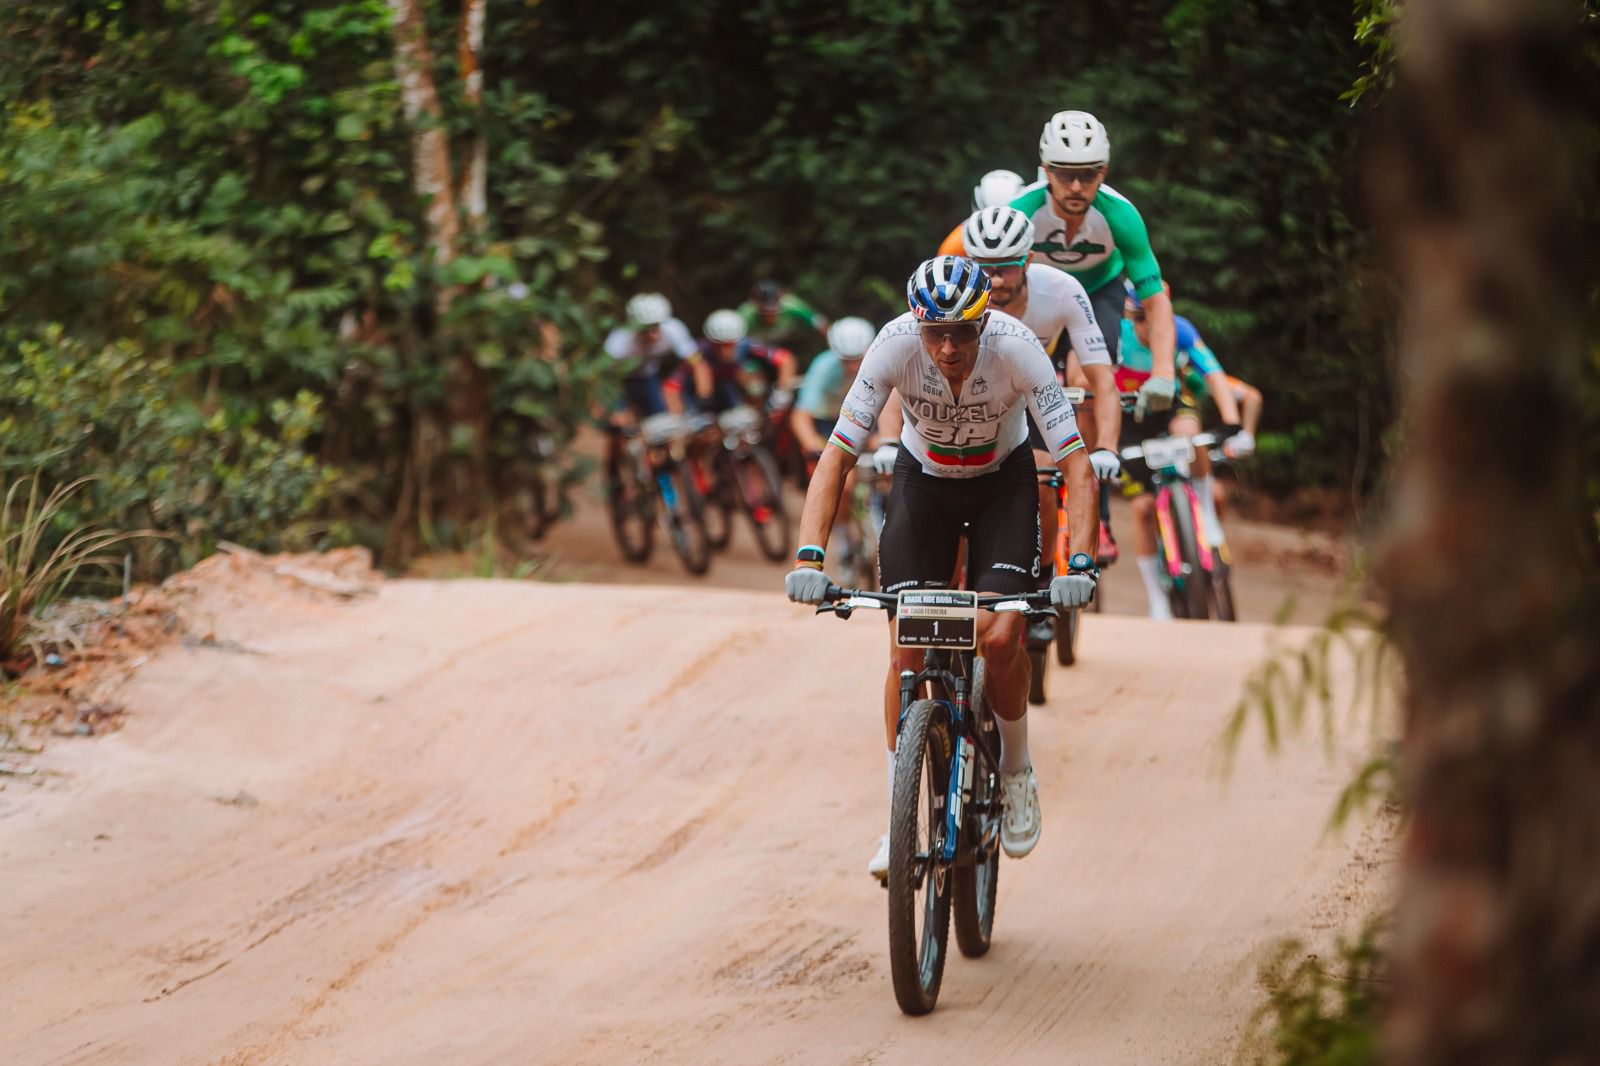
[1374,0,1600,1060]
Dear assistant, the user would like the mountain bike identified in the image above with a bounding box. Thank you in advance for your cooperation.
[700,404,792,562]
[1118,428,1236,621]
[604,413,714,576]
[815,585,1054,1015]
[1033,465,1080,682]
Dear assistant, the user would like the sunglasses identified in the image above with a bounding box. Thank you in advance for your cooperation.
[1046,165,1103,185]
[976,260,1028,277]
[919,321,982,343]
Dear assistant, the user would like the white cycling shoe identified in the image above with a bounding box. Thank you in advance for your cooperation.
[869,834,890,881]
[1000,767,1042,858]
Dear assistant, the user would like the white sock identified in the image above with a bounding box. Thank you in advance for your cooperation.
[885,747,897,814]
[997,712,1030,775]
[1137,555,1173,620]
[1193,474,1225,547]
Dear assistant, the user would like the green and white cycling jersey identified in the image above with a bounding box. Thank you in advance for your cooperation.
[737,293,824,349]
[1008,180,1164,299]
[829,310,1085,478]
[1014,263,1110,367]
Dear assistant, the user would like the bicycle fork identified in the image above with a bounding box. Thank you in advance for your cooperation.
[942,735,975,863]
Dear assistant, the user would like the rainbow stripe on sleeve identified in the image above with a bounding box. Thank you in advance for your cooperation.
[1053,432,1084,462]
[828,424,863,455]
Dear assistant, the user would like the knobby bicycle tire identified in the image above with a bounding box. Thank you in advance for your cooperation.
[735,447,792,562]
[1209,550,1238,622]
[659,463,713,576]
[888,698,954,1016]
[952,659,1000,958]
[1166,487,1210,620]
[607,450,654,564]
[1055,606,1079,667]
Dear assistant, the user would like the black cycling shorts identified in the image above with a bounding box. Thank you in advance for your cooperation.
[877,443,1041,601]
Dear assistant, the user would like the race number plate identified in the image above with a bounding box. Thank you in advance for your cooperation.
[895,589,978,649]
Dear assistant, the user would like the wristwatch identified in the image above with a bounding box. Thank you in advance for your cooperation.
[1067,552,1096,573]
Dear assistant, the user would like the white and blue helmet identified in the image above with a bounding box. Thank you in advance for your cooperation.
[906,256,991,323]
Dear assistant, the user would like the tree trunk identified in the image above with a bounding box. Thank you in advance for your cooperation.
[458,0,487,234]
[386,0,493,545]
[1374,1,1600,1063]
[386,0,458,280]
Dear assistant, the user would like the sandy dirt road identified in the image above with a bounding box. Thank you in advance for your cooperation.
[2,560,1388,1065]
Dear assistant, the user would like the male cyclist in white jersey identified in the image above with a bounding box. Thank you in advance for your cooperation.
[960,205,1124,646]
[784,256,1098,878]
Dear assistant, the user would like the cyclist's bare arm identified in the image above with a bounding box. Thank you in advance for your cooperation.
[1084,362,1121,452]
[691,358,714,403]
[1058,448,1095,559]
[790,406,826,453]
[1139,287,1179,381]
[1235,378,1263,436]
[795,444,854,554]
[1202,371,1244,426]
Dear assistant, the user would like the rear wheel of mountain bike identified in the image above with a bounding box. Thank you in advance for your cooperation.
[693,453,733,552]
[1055,605,1079,667]
[888,698,954,1016]
[1208,547,1238,622]
[953,659,1000,959]
[1165,489,1210,620]
[658,464,712,576]
[733,447,792,562]
[1026,644,1047,705]
[606,448,654,564]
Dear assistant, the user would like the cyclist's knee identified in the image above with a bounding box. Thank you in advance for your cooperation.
[1169,412,1202,438]
[1131,494,1155,520]
[980,612,1025,660]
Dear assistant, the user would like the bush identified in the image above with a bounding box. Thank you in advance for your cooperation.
[0,328,335,577]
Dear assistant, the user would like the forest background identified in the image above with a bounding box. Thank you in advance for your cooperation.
[0,0,1590,576]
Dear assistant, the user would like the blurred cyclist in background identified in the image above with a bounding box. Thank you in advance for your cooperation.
[791,316,878,457]
[673,308,796,415]
[738,279,830,359]
[603,292,698,418]
[1117,283,1259,619]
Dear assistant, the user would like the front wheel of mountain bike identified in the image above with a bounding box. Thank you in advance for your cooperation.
[888,697,954,1016]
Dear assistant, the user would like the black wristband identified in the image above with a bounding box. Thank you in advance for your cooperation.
[796,546,825,565]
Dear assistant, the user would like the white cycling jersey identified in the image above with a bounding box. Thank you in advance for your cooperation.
[827,310,1085,479]
[602,318,697,375]
[1014,263,1110,367]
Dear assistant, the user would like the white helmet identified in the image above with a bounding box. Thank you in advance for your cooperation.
[1039,110,1111,167]
[626,292,672,327]
[702,308,747,343]
[962,206,1035,263]
[972,169,1025,210]
[826,317,875,359]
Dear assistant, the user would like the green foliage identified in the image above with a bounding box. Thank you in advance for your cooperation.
[0,0,1437,572]
[0,474,146,663]
[1240,918,1387,1066]
[0,328,334,575]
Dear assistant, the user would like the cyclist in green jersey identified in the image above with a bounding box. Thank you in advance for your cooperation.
[737,279,830,358]
[1005,111,1179,423]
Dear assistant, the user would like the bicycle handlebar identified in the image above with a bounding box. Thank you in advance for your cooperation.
[815,586,1054,614]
